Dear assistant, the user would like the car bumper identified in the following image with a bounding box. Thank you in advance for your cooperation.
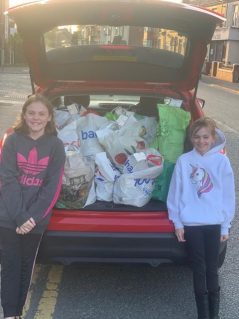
[37,230,187,266]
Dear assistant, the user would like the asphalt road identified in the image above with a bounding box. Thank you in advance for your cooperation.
[0,69,239,319]
[198,76,239,134]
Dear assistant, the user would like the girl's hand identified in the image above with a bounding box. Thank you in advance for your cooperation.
[16,217,36,235]
[221,234,229,242]
[16,227,25,235]
[175,228,186,242]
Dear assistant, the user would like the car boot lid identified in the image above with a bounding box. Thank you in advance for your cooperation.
[8,0,224,91]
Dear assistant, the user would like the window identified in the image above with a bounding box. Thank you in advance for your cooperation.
[44,25,188,56]
[43,25,189,69]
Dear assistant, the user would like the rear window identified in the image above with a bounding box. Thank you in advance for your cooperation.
[44,24,189,69]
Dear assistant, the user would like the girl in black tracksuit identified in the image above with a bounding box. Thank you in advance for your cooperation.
[0,95,65,319]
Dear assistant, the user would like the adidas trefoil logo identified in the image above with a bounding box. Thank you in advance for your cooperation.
[17,147,49,186]
[17,147,49,175]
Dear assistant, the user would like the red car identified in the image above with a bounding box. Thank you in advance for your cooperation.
[5,0,226,266]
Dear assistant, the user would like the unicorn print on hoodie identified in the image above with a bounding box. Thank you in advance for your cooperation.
[167,127,235,235]
[190,164,213,198]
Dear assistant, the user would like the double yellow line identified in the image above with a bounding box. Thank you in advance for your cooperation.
[23,265,64,319]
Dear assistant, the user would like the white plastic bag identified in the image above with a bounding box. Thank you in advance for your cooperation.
[96,115,146,171]
[54,110,72,130]
[95,152,120,201]
[123,149,163,174]
[57,152,96,208]
[54,106,82,130]
[113,149,163,207]
[57,120,81,153]
[135,114,158,145]
[77,114,110,157]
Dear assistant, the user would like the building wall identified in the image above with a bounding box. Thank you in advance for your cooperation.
[207,1,239,64]
[227,40,239,63]
[0,0,9,41]
[1,0,8,65]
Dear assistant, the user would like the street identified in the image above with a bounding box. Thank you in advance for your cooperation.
[0,66,31,137]
[0,69,239,319]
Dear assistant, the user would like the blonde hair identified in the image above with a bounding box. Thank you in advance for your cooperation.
[190,117,217,139]
[14,94,57,136]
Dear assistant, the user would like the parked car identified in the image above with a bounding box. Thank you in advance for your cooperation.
[4,0,226,266]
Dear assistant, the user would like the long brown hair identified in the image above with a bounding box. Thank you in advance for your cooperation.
[14,94,57,136]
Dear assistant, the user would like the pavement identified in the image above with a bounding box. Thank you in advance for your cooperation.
[0,66,32,137]
[0,65,32,102]
[200,74,239,94]
[0,65,30,74]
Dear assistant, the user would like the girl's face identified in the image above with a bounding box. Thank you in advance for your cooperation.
[23,101,52,139]
[191,126,215,155]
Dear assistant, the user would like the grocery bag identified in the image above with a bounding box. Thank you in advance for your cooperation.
[134,114,157,145]
[150,104,191,163]
[113,149,163,207]
[56,152,96,209]
[96,115,146,171]
[152,160,175,202]
[77,114,110,157]
[95,152,120,201]
[57,120,81,153]
[54,110,73,130]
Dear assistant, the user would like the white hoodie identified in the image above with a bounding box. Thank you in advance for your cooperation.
[167,128,235,235]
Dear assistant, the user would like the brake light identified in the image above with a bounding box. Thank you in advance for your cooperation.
[99,45,131,50]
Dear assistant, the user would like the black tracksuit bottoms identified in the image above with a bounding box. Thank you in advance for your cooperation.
[184,225,221,296]
[0,227,42,317]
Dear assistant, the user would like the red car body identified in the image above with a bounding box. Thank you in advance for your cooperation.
[4,0,226,266]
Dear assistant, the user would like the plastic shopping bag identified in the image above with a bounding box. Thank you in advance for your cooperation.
[113,149,163,207]
[57,120,81,153]
[77,114,110,157]
[56,152,96,209]
[134,114,158,145]
[95,152,120,201]
[96,115,146,171]
[54,110,73,130]
[150,104,191,163]
[152,160,175,202]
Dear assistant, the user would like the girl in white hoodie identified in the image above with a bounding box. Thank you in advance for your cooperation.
[167,117,235,319]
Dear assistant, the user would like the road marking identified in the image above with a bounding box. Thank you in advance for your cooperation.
[34,265,64,319]
[23,264,42,316]
[208,83,239,95]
